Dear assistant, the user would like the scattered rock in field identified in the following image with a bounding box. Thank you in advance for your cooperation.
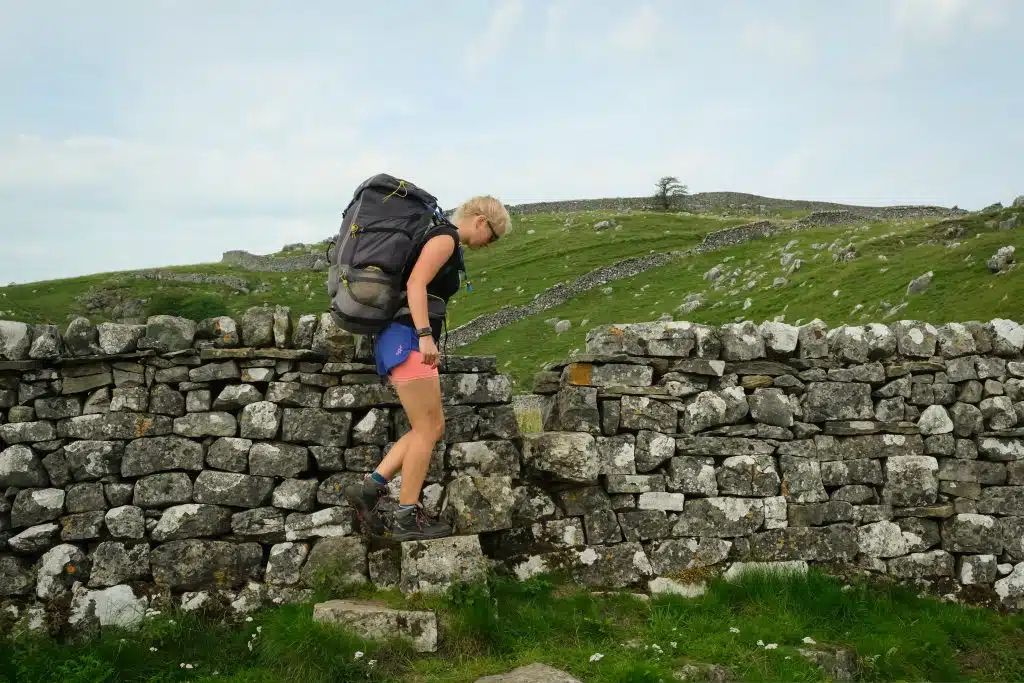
[678,293,703,314]
[999,215,1018,231]
[554,320,571,334]
[475,663,583,682]
[831,243,858,262]
[674,663,736,682]
[703,267,722,282]
[988,246,1016,274]
[312,600,438,653]
[601,287,613,295]
[907,271,933,295]
[743,298,752,310]
[593,220,616,232]
[884,302,909,319]
[773,277,787,288]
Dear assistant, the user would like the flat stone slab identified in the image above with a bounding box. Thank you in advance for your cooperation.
[311,599,437,653]
[475,663,583,682]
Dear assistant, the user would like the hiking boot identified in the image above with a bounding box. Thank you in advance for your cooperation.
[343,474,389,536]
[391,504,452,542]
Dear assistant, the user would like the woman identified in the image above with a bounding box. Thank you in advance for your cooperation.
[344,194,512,542]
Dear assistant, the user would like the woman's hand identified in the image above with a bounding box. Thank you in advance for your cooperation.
[419,335,439,368]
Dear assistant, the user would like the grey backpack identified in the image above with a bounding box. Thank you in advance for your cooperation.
[326,173,451,335]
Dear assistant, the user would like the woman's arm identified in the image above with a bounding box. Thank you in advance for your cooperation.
[406,234,456,333]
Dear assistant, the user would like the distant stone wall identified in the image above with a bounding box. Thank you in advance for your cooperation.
[221,250,329,273]
[694,221,782,253]
[522,317,1024,610]
[4,311,1024,638]
[131,270,253,294]
[507,192,966,219]
[445,251,683,348]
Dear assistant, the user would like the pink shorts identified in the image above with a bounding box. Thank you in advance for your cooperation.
[389,351,439,383]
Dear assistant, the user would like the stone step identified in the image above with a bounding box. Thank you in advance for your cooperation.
[311,599,437,653]
[475,663,583,682]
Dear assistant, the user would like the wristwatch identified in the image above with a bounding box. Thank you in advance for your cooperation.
[415,327,433,338]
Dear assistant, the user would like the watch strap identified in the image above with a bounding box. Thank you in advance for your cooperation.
[415,327,433,338]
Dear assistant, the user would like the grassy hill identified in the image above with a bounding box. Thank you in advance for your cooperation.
[463,205,1023,386]
[0,212,741,328]
[1,201,1020,391]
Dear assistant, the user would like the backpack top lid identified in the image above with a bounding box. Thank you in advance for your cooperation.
[343,173,440,217]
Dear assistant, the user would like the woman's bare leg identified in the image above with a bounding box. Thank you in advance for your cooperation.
[391,375,444,504]
[389,374,451,540]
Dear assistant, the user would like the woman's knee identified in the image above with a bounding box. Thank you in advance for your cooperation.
[414,412,444,443]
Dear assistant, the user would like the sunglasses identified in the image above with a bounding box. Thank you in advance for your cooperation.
[484,219,499,243]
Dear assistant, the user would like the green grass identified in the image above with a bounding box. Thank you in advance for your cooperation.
[0,211,739,327]
[3,569,1023,682]
[464,208,1024,388]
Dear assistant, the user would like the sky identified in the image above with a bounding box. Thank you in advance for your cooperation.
[1,0,1022,284]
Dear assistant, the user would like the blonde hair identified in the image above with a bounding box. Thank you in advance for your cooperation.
[453,195,512,238]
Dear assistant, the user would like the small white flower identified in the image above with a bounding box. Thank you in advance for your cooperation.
[245,616,253,622]
[765,643,778,650]
[589,653,604,663]
[185,664,194,670]
[368,660,377,667]
[802,636,817,644]
[670,641,678,649]
[354,651,364,660]
[729,627,740,634]
[149,647,158,652]
[256,626,262,634]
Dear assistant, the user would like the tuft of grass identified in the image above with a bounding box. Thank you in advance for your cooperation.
[3,568,1023,683]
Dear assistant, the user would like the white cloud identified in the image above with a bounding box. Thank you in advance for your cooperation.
[609,4,659,51]
[738,22,813,65]
[464,0,525,76]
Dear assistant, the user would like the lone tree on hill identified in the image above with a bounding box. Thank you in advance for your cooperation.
[653,176,688,210]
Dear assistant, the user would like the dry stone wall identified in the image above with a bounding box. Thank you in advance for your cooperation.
[220,249,329,273]
[3,309,1024,637]
[524,317,1024,610]
[0,309,518,634]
